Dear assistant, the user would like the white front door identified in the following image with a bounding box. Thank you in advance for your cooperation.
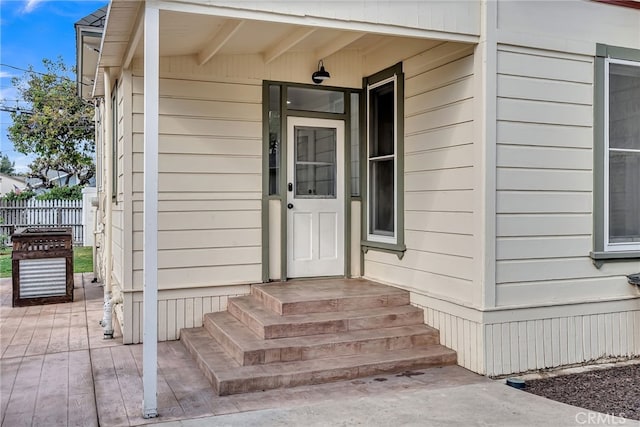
[286,117,345,278]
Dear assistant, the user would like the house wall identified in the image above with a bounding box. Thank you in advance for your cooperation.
[123,49,372,342]
[483,0,640,376]
[0,175,27,196]
[111,77,125,294]
[363,42,484,372]
[170,0,480,39]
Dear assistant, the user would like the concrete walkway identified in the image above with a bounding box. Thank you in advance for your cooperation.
[1,275,637,427]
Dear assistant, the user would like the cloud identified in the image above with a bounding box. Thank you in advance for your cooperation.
[0,86,19,102]
[23,0,44,13]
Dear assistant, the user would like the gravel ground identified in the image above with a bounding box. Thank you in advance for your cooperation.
[524,364,640,421]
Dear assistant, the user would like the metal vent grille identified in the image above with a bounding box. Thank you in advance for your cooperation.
[19,258,67,298]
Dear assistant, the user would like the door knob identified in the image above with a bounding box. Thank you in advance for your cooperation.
[287,203,294,209]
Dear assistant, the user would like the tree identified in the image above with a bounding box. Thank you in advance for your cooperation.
[6,58,95,187]
[36,185,83,201]
[0,155,15,175]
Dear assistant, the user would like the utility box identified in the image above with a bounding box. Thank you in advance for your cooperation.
[12,227,74,307]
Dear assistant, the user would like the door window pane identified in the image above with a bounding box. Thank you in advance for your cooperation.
[287,86,344,113]
[295,126,336,198]
[268,85,281,195]
[351,93,360,197]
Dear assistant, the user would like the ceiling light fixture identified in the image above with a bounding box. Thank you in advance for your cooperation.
[311,60,331,84]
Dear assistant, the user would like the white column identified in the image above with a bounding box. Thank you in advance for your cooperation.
[142,3,159,419]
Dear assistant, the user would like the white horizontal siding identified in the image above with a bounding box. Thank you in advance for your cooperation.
[417,301,483,374]
[204,1,480,36]
[493,45,640,308]
[124,285,250,344]
[496,0,640,56]
[131,74,262,290]
[485,310,640,377]
[364,43,477,306]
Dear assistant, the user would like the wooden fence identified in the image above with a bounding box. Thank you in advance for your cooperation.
[0,200,84,245]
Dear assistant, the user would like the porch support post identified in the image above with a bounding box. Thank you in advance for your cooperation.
[142,3,159,419]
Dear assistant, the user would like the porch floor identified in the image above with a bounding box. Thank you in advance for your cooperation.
[0,275,487,426]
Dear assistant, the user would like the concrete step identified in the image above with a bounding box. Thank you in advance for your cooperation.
[251,279,410,315]
[180,327,457,396]
[228,296,425,339]
[204,311,440,366]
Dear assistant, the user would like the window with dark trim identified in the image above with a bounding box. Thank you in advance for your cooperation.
[111,83,118,201]
[592,44,640,262]
[363,63,405,255]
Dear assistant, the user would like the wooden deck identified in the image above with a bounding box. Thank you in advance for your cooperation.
[0,275,484,426]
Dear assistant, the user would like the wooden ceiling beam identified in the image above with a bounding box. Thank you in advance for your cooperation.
[263,26,316,64]
[197,19,244,66]
[314,31,366,61]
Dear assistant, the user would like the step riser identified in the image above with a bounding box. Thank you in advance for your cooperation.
[205,314,439,366]
[228,299,267,339]
[264,310,425,339]
[252,286,410,315]
[218,351,458,396]
[229,298,425,340]
[180,332,221,394]
[203,315,245,365]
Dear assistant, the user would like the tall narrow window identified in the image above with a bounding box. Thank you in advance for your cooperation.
[268,85,281,195]
[350,92,361,197]
[592,44,640,261]
[111,83,118,201]
[365,63,404,249]
[605,59,640,251]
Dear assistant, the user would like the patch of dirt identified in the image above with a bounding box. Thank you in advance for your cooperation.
[524,364,640,421]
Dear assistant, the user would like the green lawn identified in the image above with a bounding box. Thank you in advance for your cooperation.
[0,246,93,278]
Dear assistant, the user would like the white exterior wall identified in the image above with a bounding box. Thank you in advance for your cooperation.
[169,0,480,39]
[494,45,638,307]
[124,50,367,342]
[485,305,640,377]
[484,0,640,376]
[130,73,263,289]
[363,42,483,372]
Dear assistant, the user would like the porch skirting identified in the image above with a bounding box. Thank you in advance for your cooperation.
[122,284,251,344]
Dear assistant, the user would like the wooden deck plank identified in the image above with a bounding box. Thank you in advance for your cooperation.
[47,311,71,353]
[24,312,54,356]
[91,348,130,427]
[2,355,43,425]
[0,357,20,419]
[158,341,218,418]
[32,352,69,426]
[110,345,144,421]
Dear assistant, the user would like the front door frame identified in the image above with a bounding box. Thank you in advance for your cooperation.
[286,117,346,278]
[262,81,363,282]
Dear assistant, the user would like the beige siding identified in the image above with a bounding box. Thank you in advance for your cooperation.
[485,307,640,377]
[111,78,126,290]
[173,0,480,38]
[496,0,640,55]
[131,73,263,290]
[364,43,478,306]
[494,45,639,308]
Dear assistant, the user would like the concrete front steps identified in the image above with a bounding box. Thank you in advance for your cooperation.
[180,279,457,396]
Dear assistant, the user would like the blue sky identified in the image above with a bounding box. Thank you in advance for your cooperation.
[0,0,106,173]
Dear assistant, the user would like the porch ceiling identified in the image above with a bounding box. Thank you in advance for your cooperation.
[93,1,472,97]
